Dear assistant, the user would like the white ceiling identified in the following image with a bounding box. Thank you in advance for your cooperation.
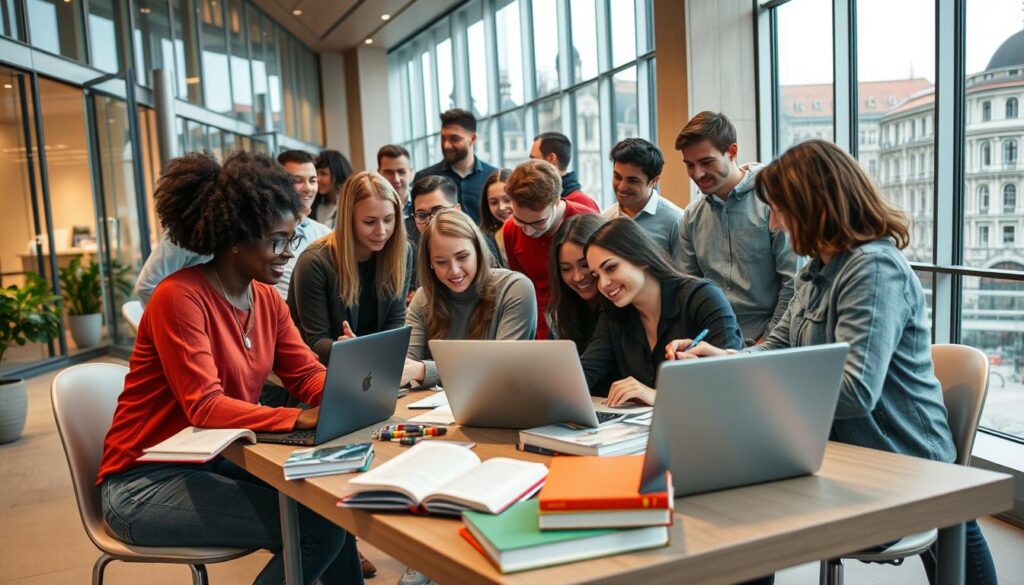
[250,0,464,52]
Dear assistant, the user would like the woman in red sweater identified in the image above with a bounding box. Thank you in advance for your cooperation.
[97,152,362,585]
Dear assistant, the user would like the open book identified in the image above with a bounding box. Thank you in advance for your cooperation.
[138,427,255,463]
[338,441,548,516]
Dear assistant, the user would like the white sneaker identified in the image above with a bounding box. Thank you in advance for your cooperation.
[397,567,435,585]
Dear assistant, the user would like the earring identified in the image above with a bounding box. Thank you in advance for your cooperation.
[232,247,239,254]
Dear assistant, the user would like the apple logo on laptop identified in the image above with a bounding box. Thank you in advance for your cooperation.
[362,372,373,392]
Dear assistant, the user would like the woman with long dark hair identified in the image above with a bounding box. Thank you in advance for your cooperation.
[579,217,743,406]
[312,149,354,228]
[675,139,996,585]
[478,168,513,265]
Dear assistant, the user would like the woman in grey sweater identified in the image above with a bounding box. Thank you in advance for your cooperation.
[402,209,537,387]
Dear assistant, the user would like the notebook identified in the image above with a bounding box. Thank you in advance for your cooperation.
[137,427,255,463]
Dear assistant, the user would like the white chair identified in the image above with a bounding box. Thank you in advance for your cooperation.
[121,301,143,334]
[819,344,991,585]
[51,363,252,585]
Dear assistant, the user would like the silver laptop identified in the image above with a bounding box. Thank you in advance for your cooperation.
[639,343,849,496]
[257,327,412,446]
[428,340,625,429]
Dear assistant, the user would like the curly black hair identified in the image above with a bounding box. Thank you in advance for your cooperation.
[155,151,300,255]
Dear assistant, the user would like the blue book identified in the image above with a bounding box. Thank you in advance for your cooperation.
[284,442,374,480]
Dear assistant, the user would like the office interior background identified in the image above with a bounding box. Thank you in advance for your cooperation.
[2,0,1024,547]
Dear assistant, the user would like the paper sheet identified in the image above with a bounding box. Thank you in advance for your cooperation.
[408,405,455,425]
[408,392,449,409]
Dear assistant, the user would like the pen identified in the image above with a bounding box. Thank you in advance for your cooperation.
[389,437,421,446]
[685,328,710,352]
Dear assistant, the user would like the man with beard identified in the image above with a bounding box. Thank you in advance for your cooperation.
[413,108,496,224]
[676,111,798,343]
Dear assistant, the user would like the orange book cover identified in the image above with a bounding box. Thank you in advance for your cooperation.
[538,455,671,512]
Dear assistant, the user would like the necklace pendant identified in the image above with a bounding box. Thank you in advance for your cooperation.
[243,335,252,350]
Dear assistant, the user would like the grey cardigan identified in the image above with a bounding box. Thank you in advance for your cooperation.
[287,240,414,364]
[406,268,537,387]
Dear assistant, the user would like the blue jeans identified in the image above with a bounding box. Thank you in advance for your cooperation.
[101,458,363,585]
[919,520,998,585]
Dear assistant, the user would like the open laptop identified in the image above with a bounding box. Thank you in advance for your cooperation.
[429,339,627,429]
[639,343,850,496]
[257,326,411,446]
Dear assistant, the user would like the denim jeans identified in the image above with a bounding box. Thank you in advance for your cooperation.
[918,520,998,585]
[101,458,363,585]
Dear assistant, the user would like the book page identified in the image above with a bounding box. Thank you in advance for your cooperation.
[428,458,548,513]
[348,441,480,504]
[142,427,254,456]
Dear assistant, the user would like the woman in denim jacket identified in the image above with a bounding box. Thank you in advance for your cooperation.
[671,140,996,585]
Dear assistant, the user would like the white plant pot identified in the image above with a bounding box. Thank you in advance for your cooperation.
[0,379,27,444]
[69,313,103,348]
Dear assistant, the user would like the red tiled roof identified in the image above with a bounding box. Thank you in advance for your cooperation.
[779,78,933,118]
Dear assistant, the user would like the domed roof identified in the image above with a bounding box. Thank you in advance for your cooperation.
[987,29,1024,71]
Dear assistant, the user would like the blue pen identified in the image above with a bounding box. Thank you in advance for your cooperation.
[686,328,710,352]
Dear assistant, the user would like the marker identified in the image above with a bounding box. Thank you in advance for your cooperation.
[685,328,710,352]
[390,437,420,446]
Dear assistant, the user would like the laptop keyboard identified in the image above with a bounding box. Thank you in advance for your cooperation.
[261,429,315,445]
[597,411,625,424]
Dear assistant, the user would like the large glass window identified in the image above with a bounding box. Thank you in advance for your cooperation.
[227,0,253,123]
[569,0,598,82]
[609,0,636,68]
[466,6,490,118]
[774,0,833,152]
[1,0,22,39]
[495,0,524,109]
[87,0,122,72]
[532,0,560,95]
[172,0,202,103]
[436,33,455,111]
[200,0,232,114]
[135,0,174,87]
[27,0,87,62]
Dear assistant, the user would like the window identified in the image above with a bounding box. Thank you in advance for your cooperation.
[775,0,833,152]
[1004,225,1015,244]
[465,5,489,117]
[1005,184,1018,213]
[1004,139,1018,166]
[979,185,990,213]
[1008,97,1019,119]
[979,225,989,247]
[88,0,122,73]
[569,0,599,82]
[495,0,524,109]
[982,100,991,121]
[172,0,203,104]
[532,0,560,95]
[610,0,637,68]
[981,142,991,166]
[27,0,87,62]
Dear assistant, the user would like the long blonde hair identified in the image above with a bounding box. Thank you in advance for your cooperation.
[330,171,407,306]
[417,210,496,340]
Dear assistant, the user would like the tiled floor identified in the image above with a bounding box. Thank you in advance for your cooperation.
[2,358,1022,584]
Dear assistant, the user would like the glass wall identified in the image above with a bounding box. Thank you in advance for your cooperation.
[389,0,656,209]
[760,0,1024,443]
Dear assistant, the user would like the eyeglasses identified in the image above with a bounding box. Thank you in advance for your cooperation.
[263,234,302,255]
[414,204,457,225]
[512,213,553,229]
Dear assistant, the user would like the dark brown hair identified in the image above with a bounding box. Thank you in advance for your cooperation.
[548,214,607,349]
[755,139,910,257]
[377,144,411,168]
[479,168,513,233]
[674,111,737,154]
[439,108,477,132]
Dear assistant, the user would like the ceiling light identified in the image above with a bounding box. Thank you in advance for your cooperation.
[364,38,373,45]
[186,76,201,84]
[140,6,151,13]
[381,14,390,21]
[292,9,302,15]
[3,84,12,89]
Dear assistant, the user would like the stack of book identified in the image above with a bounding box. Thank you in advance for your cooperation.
[517,419,649,456]
[283,442,374,480]
[460,455,672,573]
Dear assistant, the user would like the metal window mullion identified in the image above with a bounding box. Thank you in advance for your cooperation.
[557,0,571,88]
[410,43,425,139]
[484,0,499,117]
[595,0,610,74]
[81,0,93,65]
[598,74,613,206]
[219,0,235,118]
[453,10,470,110]
[932,0,964,344]
[636,56,651,141]
[520,0,535,104]
[429,27,442,129]
[633,0,649,56]
[832,0,853,153]
[191,0,204,105]
[754,2,774,160]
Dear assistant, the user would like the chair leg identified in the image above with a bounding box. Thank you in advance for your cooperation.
[819,558,844,585]
[189,564,209,585]
[91,554,115,585]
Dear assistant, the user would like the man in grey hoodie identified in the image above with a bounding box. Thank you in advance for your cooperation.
[676,111,798,343]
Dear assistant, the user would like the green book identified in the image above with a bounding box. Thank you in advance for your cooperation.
[461,500,669,573]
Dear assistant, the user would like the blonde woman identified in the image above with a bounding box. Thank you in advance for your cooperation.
[402,209,537,387]
[289,170,412,365]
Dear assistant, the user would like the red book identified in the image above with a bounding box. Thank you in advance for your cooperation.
[538,455,672,512]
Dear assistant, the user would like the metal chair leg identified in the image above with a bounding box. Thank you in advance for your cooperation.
[92,554,115,585]
[819,558,844,585]
[189,564,209,585]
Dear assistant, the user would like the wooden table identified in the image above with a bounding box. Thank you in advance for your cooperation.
[223,393,1014,585]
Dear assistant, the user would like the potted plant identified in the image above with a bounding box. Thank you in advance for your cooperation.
[59,257,132,349]
[0,273,61,443]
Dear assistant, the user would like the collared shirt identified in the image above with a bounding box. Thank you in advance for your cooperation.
[275,216,332,299]
[580,277,744,390]
[414,156,498,224]
[753,239,955,462]
[133,235,211,306]
[602,191,685,263]
[680,163,798,341]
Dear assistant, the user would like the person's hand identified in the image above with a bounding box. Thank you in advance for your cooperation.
[401,358,426,387]
[337,320,356,341]
[294,406,320,429]
[606,377,656,407]
[665,339,736,361]
[406,289,417,306]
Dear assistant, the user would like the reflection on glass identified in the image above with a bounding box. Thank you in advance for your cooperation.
[137,107,162,245]
[500,109,527,167]
[200,0,232,113]
[495,0,524,109]
[963,1,1024,441]
[87,0,120,72]
[263,14,283,132]
[609,0,636,68]
[467,17,490,116]
[569,0,598,82]
[185,119,207,152]
[475,119,493,165]
[412,138,428,171]
[422,50,437,134]
[774,0,833,153]
[248,6,269,129]
[857,0,934,264]
[532,0,559,96]
[172,0,203,103]
[613,67,638,142]
[135,0,173,87]
[426,134,439,166]
[227,0,252,123]
[207,126,224,161]
[574,83,602,204]
[537,97,562,134]
[436,36,455,111]
[27,0,87,62]
[1,0,22,39]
